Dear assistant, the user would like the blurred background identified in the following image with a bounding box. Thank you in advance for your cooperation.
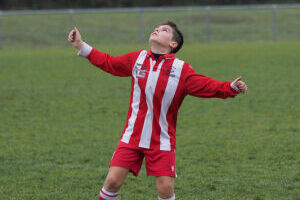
[0,0,300,48]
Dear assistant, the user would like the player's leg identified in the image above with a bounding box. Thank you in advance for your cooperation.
[98,141,144,200]
[156,176,176,200]
[144,149,176,200]
[99,166,129,200]
[103,166,129,191]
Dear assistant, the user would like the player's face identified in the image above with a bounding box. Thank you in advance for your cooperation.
[149,25,177,51]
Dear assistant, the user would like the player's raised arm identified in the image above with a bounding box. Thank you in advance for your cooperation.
[67,27,139,77]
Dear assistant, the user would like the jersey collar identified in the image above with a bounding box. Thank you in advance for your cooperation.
[146,49,175,60]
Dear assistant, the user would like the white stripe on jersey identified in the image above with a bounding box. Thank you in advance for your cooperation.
[159,59,184,150]
[139,58,165,149]
[121,50,147,143]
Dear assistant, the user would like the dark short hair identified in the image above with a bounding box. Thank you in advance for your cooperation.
[160,21,184,54]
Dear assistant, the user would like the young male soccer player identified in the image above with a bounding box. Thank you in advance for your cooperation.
[68,21,247,200]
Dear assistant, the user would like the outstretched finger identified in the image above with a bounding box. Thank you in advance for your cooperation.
[74,27,79,34]
[233,76,242,83]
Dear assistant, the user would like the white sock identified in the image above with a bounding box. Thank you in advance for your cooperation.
[158,194,176,200]
[99,187,119,200]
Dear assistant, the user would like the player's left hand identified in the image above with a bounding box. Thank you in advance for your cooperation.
[232,76,248,94]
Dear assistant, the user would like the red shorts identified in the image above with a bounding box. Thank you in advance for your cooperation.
[109,141,176,177]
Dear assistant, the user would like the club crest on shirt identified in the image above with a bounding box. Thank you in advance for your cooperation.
[134,64,148,78]
[162,65,176,78]
[136,69,147,78]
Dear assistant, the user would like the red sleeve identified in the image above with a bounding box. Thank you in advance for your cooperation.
[87,49,141,77]
[184,64,238,99]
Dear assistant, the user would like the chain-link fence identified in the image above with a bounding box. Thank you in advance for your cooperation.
[0,4,300,49]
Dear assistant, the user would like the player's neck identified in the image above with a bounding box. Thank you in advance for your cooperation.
[150,43,171,55]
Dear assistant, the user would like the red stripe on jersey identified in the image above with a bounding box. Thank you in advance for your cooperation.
[129,61,150,146]
[166,67,187,150]
[150,59,173,150]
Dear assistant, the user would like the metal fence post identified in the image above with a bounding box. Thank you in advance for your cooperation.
[0,11,2,49]
[139,8,144,44]
[69,9,73,30]
[188,7,194,42]
[205,6,211,43]
[272,4,277,41]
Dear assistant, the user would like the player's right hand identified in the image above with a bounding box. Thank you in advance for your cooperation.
[68,27,83,50]
[232,76,248,94]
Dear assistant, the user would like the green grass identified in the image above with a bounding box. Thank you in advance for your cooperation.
[0,42,299,200]
[1,8,300,48]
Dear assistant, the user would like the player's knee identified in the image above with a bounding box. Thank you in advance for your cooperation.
[157,179,174,197]
[159,182,173,193]
[104,175,122,192]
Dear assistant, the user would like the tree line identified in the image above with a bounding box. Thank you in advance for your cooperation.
[1,0,300,10]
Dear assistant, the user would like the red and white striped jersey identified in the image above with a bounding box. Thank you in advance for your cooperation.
[85,48,238,151]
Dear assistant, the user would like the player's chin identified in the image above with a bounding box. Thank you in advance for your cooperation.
[149,36,156,42]
[150,38,165,46]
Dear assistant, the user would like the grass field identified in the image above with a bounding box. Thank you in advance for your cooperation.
[0,41,299,200]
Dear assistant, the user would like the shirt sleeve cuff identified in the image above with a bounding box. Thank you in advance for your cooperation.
[77,42,92,57]
[230,82,240,93]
